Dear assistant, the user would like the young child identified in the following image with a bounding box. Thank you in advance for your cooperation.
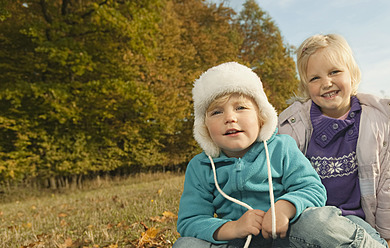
[174,62,385,247]
[278,34,390,247]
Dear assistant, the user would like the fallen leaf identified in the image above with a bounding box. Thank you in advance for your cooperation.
[162,211,177,219]
[60,219,67,227]
[22,222,32,228]
[150,211,178,223]
[58,213,68,218]
[138,227,160,246]
[150,216,163,223]
[20,241,45,248]
[65,238,73,246]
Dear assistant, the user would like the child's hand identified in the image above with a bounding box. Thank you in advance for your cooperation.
[213,209,265,241]
[261,200,296,239]
[234,209,266,238]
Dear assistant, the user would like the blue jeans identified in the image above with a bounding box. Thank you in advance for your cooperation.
[173,206,387,248]
[345,214,388,247]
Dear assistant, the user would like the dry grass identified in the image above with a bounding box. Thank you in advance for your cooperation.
[0,172,184,247]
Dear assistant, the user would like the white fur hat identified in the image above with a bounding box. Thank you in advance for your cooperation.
[193,62,278,157]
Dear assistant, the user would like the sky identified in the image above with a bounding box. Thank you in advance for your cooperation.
[209,0,390,98]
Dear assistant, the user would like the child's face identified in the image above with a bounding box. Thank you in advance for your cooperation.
[205,94,260,158]
[306,48,353,118]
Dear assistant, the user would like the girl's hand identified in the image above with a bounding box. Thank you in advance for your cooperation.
[261,200,296,239]
[213,209,265,241]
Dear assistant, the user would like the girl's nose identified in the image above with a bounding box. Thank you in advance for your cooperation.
[224,112,237,124]
[321,77,333,88]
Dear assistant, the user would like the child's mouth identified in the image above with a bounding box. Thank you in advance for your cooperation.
[224,129,243,135]
[321,90,339,98]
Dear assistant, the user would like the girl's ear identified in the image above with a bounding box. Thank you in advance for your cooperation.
[259,120,264,129]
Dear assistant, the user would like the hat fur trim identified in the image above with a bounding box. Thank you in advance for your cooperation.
[193,62,277,157]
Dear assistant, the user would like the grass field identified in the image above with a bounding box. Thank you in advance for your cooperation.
[0,172,184,248]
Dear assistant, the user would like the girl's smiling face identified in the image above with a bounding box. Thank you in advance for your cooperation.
[306,48,353,118]
[205,93,260,158]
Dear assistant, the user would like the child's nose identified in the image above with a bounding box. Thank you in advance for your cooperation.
[321,77,333,88]
[224,112,237,123]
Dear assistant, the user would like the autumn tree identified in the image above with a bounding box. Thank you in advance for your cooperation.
[0,0,299,187]
[152,0,245,165]
[237,0,298,112]
[0,0,165,187]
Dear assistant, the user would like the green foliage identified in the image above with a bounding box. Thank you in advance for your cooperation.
[0,0,299,185]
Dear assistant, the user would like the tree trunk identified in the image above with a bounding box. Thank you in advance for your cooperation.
[77,174,83,189]
[65,177,69,189]
[49,176,57,190]
[70,175,77,190]
[96,174,101,187]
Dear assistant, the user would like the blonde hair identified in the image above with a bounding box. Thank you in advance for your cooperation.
[294,34,361,102]
[206,93,264,127]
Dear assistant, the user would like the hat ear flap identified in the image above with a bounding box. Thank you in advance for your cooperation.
[193,120,220,157]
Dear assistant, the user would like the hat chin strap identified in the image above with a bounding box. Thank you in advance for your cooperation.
[208,140,276,248]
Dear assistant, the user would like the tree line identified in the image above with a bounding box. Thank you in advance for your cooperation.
[0,0,298,189]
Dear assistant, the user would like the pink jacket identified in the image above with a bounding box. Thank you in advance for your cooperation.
[278,93,390,239]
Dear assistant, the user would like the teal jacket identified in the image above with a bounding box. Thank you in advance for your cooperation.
[177,132,326,244]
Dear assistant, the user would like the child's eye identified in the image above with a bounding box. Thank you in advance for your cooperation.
[309,76,319,82]
[210,110,222,116]
[237,106,247,110]
[330,70,341,75]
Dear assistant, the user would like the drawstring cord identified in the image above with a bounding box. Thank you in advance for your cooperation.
[209,154,253,248]
[208,140,276,248]
[263,140,277,239]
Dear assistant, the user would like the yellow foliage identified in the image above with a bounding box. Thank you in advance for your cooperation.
[22,222,32,228]
[138,227,160,246]
[60,219,67,227]
[58,213,68,218]
[162,211,177,219]
[64,238,73,248]
[150,211,178,223]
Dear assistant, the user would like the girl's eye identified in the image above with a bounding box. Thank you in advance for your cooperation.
[330,70,341,75]
[210,110,222,116]
[309,76,319,82]
[237,106,247,110]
